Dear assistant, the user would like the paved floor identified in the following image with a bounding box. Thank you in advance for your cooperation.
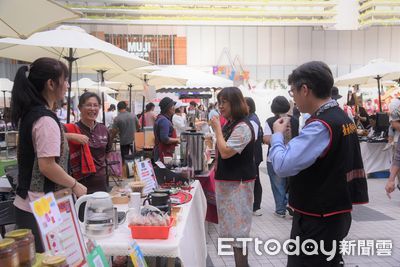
[206,165,400,267]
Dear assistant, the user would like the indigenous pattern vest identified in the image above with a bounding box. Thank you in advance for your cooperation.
[289,103,369,217]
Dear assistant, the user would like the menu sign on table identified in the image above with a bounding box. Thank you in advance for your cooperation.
[34,190,87,267]
[135,159,157,195]
[30,192,63,235]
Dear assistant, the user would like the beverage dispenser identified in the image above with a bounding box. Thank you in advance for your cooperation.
[180,131,205,174]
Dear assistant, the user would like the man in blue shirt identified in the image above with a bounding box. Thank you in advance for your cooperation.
[270,61,368,266]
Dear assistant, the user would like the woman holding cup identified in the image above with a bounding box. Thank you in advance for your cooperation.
[210,87,255,267]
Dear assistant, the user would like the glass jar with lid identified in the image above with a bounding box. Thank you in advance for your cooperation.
[5,229,36,266]
[42,255,69,267]
[0,238,19,267]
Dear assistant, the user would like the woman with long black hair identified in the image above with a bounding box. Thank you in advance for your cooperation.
[11,57,87,252]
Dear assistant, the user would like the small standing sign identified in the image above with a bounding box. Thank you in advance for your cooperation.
[135,158,158,195]
[31,189,87,267]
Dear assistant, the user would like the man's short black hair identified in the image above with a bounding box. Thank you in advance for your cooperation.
[108,104,116,111]
[145,102,155,112]
[117,101,127,111]
[288,61,334,99]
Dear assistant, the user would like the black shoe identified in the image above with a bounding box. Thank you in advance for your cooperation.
[397,184,400,191]
[286,207,294,217]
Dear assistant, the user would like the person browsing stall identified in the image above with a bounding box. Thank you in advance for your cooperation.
[385,108,400,198]
[105,104,116,128]
[153,97,180,162]
[172,101,188,137]
[56,102,68,124]
[140,102,157,128]
[270,61,368,266]
[111,101,139,160]
[11,58,87,252]
[245,97,264,216]
[210,87,256,267]
[264,96,299,218]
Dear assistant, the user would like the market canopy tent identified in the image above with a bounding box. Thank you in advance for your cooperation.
[335,59,400,111]
[0,0,81,38]
[0,25,151,122]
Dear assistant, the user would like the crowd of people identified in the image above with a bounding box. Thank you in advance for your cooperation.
[209,61,369,266]
[11,57,389,267]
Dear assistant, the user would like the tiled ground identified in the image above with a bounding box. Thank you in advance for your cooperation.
[206,165,400,267]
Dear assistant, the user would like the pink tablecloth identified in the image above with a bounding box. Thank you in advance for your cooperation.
[196,166,218,224]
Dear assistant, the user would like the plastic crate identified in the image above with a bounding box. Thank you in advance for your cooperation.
[128,218,174,239]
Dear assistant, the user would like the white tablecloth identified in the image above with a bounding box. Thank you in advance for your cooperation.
[92,180,208,267]
[360,142,393,174]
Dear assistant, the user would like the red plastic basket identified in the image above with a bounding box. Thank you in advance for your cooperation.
[128,218,174,239]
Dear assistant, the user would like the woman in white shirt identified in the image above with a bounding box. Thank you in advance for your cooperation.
[172,101,187,137]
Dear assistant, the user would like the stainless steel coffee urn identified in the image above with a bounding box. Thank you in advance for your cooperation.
[180,132,205,174]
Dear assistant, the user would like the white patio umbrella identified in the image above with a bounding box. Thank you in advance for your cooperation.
[71,78,118,94]
[105,67,186,119]
[0,0,81,38]
[153,66,234,90]
[105,70,187,90]
[0,25,151,122]
[0,78,13,108]
[152,66,233,103]
[335,59,400,111]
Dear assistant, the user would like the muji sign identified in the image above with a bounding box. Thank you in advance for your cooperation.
[127,41,151,58]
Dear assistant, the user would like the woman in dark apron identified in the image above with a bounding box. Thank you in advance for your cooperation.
[153,97,180,162]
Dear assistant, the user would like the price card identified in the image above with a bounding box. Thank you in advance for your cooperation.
[30,192,63,234]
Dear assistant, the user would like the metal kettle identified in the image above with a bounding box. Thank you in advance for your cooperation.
[75,192,115,237]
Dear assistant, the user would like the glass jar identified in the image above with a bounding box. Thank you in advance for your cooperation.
[0,238,19,267]
[5,229,36,267]
[42,255,69,267]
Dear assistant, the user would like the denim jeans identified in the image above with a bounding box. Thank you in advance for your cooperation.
[267,161,288,214]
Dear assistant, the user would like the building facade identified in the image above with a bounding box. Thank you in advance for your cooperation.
[1,0,400,82]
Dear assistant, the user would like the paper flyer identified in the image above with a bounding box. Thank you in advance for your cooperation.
[30,192,63,235]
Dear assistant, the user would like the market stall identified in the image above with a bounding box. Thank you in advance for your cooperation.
[94,180,207,266]
[359,141,392,174]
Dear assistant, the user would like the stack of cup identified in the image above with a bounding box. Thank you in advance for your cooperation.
[128,192,141,217]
